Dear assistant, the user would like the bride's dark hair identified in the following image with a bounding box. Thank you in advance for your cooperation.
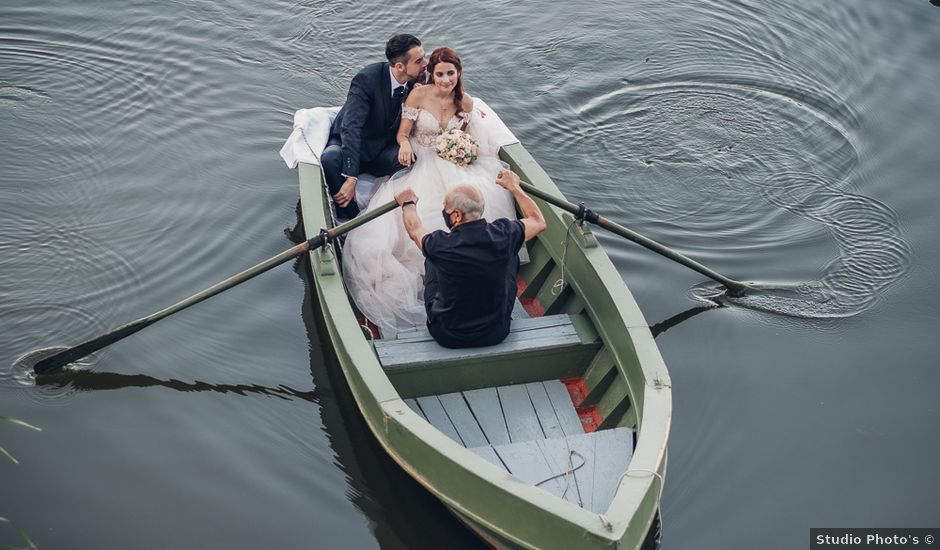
[427,47,465,114]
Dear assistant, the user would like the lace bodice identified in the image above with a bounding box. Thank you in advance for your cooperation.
[402,107,470,147]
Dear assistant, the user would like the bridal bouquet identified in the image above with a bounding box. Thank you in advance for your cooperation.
[436,128,479,167]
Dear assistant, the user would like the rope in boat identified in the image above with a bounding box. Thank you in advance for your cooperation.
[563,443,583,504]
[620,468,666,501]
[535,449,587,502]
[553,214,582,296]
[597,468,666,531]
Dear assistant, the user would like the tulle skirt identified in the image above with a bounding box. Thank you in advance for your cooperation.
[341,146,515,338]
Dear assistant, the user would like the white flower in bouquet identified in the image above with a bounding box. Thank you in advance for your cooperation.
[436,128,479,167]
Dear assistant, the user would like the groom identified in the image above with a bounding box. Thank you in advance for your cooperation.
[320,34,428,219]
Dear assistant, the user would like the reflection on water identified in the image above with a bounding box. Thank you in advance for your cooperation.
[34,369,318,403]
[6,342,317,406]
[650,303,720,338]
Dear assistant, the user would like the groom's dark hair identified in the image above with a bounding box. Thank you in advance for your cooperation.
[386,34,422,65]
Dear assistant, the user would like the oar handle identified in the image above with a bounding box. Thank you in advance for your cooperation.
[518,181,753,296]
[33,200,400,374]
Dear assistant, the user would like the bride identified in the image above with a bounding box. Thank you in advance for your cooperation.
[341,46,517,338]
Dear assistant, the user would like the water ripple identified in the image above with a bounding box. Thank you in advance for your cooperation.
[559,74,858,241]
[540,63,908,319]
[0,190,143,310]
[0,84,49,108]
[1,305,106,406]
[692,172,911,318]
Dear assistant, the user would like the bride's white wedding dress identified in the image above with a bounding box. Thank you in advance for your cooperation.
[342,104,517,338]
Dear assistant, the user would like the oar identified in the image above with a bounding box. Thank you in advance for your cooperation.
[518,181,755,297]
[33,200,399,374]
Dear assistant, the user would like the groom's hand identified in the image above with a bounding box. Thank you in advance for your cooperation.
[334,176,357,207]
[395,188,418,206]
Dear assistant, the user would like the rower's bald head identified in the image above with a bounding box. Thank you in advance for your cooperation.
[445,185,485,221]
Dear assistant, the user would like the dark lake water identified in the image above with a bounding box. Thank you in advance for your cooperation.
[3,1,939,548]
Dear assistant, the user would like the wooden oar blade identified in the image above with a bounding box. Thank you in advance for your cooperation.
[33,322,149,374]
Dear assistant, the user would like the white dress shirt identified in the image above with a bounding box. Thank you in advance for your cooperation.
[389,67,407,97]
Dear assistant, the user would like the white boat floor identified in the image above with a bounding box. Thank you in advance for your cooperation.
[405,381,634,514]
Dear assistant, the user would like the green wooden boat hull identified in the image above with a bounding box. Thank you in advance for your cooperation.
[297,142,671,549]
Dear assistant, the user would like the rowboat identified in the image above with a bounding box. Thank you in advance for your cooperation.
[296,141,671,549]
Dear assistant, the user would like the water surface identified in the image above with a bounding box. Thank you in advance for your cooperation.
[2,1,939,548]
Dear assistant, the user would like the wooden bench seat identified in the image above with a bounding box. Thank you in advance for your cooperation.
[376,313,597,369]
[376,314,601,396]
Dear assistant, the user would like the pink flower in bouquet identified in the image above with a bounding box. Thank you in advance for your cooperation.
[436,128,479,167]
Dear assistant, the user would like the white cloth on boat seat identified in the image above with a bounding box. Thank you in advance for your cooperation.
[279,106,339,168]
[277,105,379,208]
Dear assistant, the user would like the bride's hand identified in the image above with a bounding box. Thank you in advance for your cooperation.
[398,142,415,167]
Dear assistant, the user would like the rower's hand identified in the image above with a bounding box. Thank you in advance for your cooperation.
[395,188,418,206]
[495,169,521,191]
[334,176,357,208]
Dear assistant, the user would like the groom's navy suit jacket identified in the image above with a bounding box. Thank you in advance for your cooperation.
[328,61,409,179]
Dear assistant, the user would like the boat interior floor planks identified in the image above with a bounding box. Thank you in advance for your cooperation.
[461,387,511,446]
[478,428,634,513]
[405,381,635,514]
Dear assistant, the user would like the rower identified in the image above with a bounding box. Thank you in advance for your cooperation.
[395,169,546,348]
